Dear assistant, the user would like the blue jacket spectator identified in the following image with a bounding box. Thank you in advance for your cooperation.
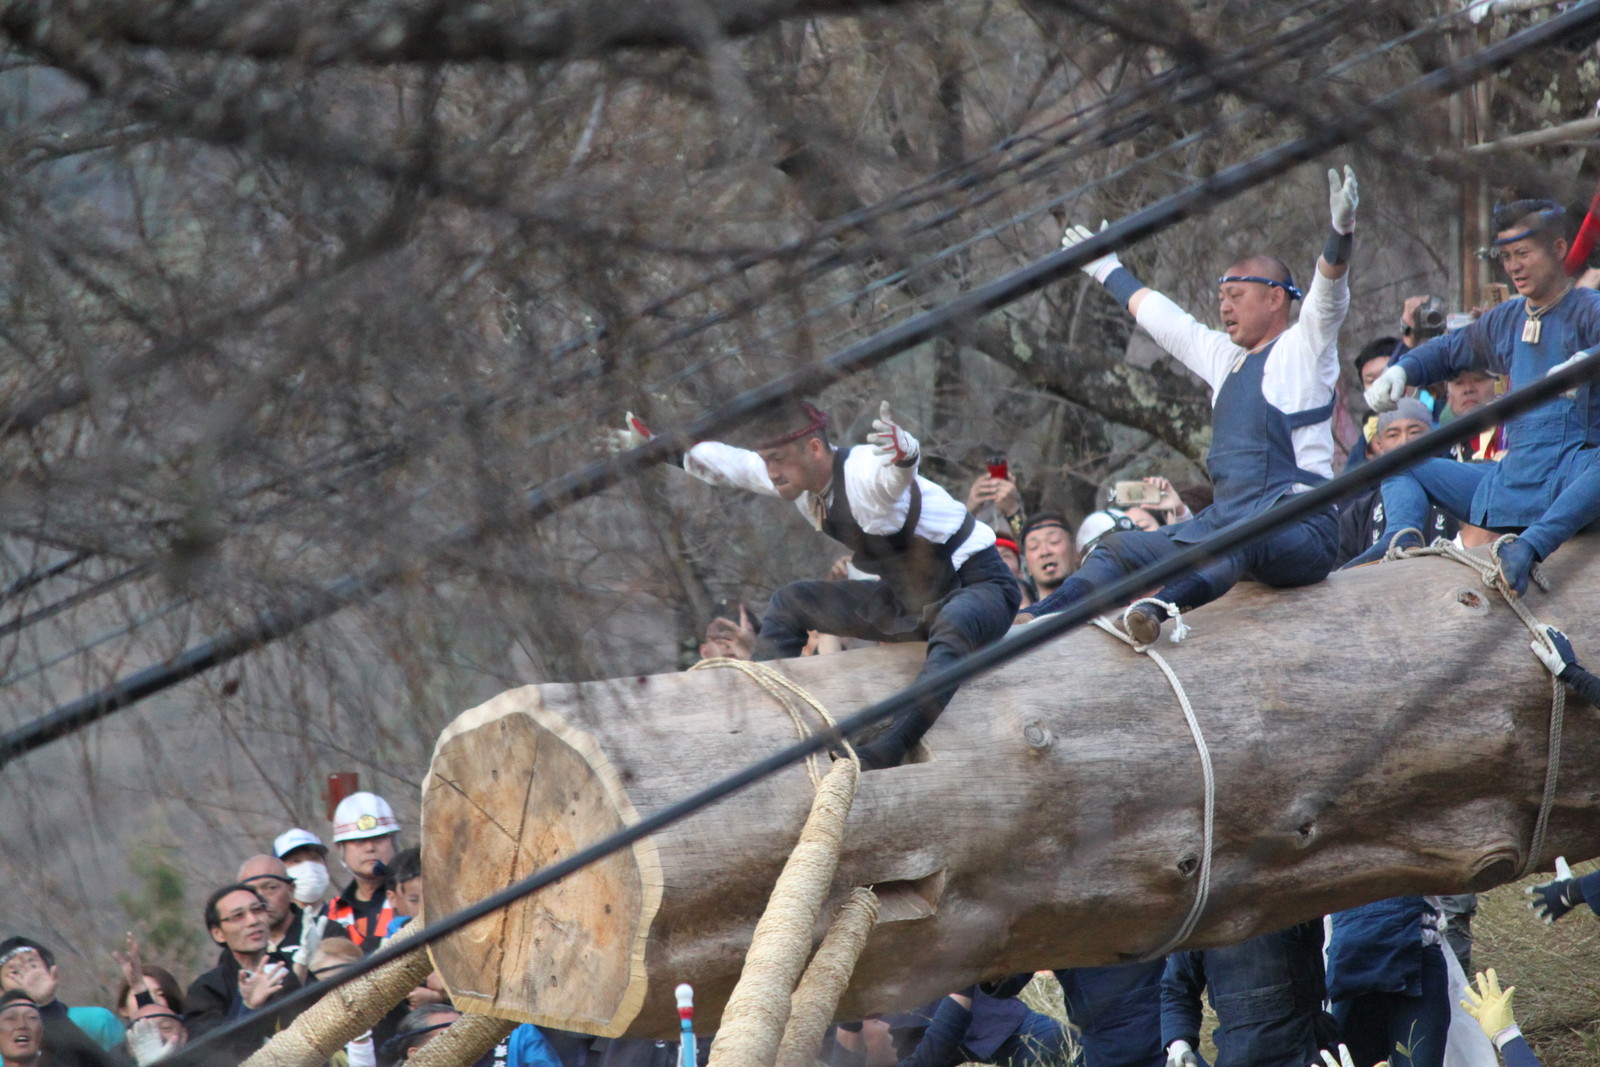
[1326,897,1449,1067]
[1160,920,1334,1067]
[1053,962,1166,1067]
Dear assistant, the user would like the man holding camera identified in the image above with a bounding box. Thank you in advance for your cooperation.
[1024,166,1358,643]
[1355,199,1600,590]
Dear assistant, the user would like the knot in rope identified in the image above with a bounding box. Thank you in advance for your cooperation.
[1121,597,1190,648]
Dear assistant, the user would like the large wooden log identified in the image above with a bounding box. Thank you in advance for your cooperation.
[421,538,1600,1039]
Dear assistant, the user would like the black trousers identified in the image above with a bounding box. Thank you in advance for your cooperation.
[753,547,1020,762]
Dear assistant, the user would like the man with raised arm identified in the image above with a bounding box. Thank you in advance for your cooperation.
[1025,166,1358,643]
[1355,199,1600,591]
[617,401,1019,769]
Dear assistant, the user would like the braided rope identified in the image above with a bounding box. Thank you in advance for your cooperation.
[690,658,858,785]
[691,660,867,1067]
[1373,535,1564,876]
[1093,615,1215,957]
[774,888,881,1067]
[705,759,861,1067]
[404,1014,517,1067]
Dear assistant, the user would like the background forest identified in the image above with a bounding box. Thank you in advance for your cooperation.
[1,0,1598,1060]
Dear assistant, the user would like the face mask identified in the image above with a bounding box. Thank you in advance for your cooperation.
[285,861,330,905]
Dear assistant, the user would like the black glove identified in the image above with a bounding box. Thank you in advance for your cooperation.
[1527,877,1581,923]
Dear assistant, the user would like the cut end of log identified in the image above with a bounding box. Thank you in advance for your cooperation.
[423,687,663,1037]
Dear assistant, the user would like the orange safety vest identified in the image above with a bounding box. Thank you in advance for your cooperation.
[324,889,395,948]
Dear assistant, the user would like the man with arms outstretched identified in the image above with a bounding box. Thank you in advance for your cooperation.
[620,401,1019,769]
[1026,165,1359,642]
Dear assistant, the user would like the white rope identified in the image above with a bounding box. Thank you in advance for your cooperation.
[1122,597,1190,646]
[1371,535,1563,876]
[691,658,858,786]
[1093,616,1215,956]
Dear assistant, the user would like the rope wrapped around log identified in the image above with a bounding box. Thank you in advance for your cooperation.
[242,923,433,1067]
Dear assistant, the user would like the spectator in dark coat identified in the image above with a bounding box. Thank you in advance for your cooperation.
[184,884,304,1061]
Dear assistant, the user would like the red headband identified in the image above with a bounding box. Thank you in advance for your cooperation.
[753,402,829,449]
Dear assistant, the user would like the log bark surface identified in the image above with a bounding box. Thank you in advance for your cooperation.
[422,540,1600,1038]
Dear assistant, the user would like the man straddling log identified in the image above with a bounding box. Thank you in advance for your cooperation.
[1024,165,1361,643]
[1352,198,1600,591]
[615,401,1019,769]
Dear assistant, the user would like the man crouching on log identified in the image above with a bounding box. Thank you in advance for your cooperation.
[620,401,1020,769]
[1024,165,1359,644]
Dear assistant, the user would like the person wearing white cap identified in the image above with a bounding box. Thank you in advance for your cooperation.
[326,793,401,953]
[273,829,332,909]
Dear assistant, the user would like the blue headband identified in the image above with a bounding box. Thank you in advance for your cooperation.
[1217,275,1303,301]
[1492,201,1565,247]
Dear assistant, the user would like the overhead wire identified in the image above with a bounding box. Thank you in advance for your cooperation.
[4,0,1595,766]
[0,0,1364,678]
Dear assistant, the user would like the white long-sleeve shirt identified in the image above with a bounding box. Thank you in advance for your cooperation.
[683,442,994,567]
[1133,265,1348,482]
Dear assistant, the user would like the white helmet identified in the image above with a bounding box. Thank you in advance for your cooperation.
[331,791,400,843]
[1075,509,1136,555]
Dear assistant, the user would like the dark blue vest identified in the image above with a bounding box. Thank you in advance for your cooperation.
[1171,340,1333,543]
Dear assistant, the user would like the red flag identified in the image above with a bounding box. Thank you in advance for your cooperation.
[1566,181,1600,275]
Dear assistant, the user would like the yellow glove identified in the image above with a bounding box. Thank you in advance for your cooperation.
[1460,969,1517,1042]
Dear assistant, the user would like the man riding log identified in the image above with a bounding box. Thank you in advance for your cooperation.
[1024,165,1360,643]
[1353,199,1600,591]
[616,401,1019,769]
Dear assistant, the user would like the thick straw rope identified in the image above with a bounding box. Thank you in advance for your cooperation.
[774,888,882,1067]
[690,657,856,785]
[1374,533,1565,875]
[404,1013,518,1067]
[1093,607,1216,958]
[693,659,868,1066]
[706,757,862,1067]
[242,923,434,1067]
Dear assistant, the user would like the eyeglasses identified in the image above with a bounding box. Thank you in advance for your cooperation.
[217,903,270,925]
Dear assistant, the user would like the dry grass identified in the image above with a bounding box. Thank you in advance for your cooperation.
[1471,860,1600,1067]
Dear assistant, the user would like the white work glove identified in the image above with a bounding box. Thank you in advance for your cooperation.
[1531,625,1575,676]
[1061,220,1122,283]
[1328,165,1359,234]
[1314,1044,1362,1067]
[293,913,327,971]
[1166,1039,1199,1067]
[345,1032,377,1067]
[127,1019,181,1066]
[602,412,655,453]
[1364,365,1408,413]
[866,401,919,467]
[1547,347,1596,397]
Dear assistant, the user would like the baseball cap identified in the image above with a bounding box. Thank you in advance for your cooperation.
[273,828,328,860]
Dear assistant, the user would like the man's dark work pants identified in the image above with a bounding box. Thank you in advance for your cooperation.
[753,548,1020,766]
